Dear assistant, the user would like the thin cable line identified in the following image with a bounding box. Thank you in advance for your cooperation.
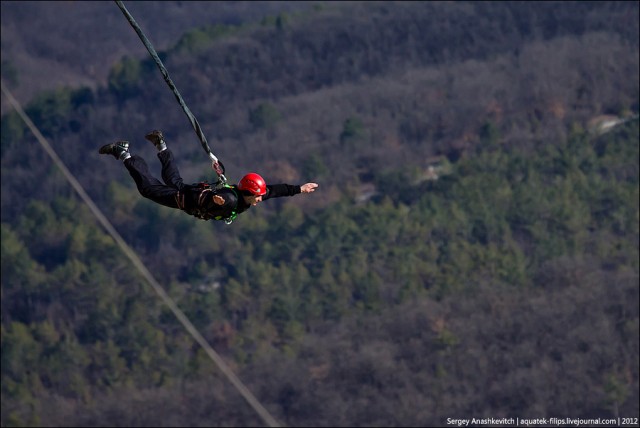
[0,79,282,428]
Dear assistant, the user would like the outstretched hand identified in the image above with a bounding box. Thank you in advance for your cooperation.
[301,183,319,194]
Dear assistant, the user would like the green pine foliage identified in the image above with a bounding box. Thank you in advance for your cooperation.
[3,117,637,424]
[171,24,241,55]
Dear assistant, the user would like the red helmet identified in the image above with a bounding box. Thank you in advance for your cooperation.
[238,172,267,196]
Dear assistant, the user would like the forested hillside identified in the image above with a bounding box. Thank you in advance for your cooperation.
[0,0,312,110]
[1,1,639,426]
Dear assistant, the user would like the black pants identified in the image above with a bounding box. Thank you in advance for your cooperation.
[124,149,187,209]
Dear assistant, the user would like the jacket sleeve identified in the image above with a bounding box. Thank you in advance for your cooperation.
[264,184,301,200]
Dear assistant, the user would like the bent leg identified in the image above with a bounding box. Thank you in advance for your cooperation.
[158,149,187,191]
[124,155,179,208]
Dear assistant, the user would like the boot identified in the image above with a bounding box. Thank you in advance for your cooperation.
[99,141,131,161]
[145,130,167,152]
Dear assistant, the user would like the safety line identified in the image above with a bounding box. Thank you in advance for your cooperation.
[0,79,281,428]
[114,0,227,186]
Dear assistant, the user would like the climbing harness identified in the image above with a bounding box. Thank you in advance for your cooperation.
[175,182,239,224]
[213,185,240,224]
[114,0,227,187]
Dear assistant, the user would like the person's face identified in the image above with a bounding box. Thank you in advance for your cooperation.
[244,194,263,206]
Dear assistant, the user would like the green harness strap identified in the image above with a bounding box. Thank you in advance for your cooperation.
[212,184,239,224]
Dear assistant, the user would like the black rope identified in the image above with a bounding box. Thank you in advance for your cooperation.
[114,0,227,185]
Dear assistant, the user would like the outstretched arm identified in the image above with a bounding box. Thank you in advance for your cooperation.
[264,183,319,200]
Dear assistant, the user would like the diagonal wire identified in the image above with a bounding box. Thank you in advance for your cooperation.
[0,79,281,428]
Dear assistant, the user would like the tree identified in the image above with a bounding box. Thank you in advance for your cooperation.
[249,103,281,130]
[339,116,365,147]
[107,56,142,101]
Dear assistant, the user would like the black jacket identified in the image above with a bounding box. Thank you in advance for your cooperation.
[179,183,301,221]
